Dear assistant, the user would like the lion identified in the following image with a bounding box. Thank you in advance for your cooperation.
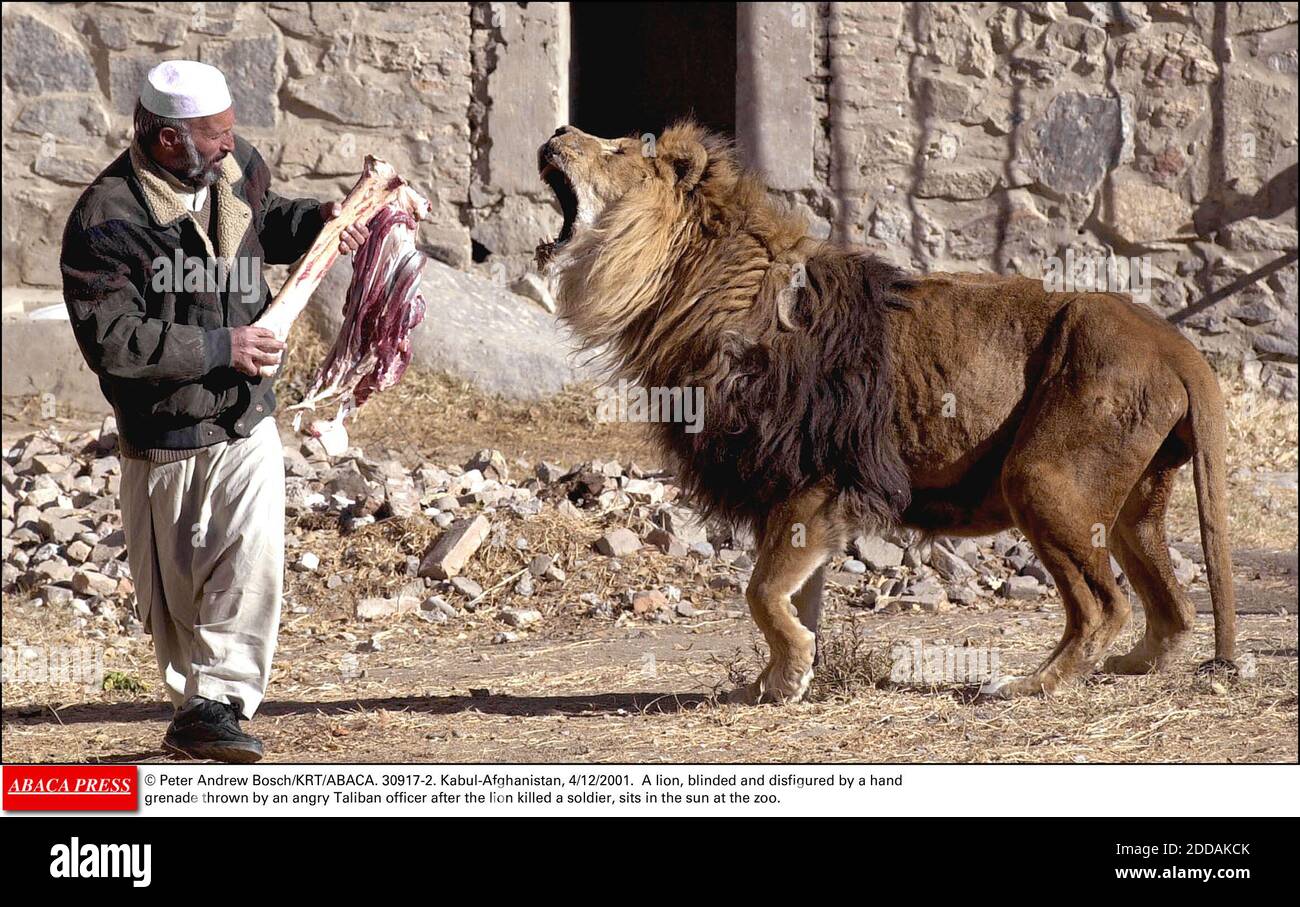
[536,121,1237,704]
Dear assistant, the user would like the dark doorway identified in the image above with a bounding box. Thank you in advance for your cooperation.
[569,2,736,138]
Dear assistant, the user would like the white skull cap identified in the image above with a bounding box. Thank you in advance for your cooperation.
[140,60,233,119]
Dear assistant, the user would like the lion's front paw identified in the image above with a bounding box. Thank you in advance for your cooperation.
[724,661,813,705]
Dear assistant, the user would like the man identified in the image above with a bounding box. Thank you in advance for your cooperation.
[60,61,369,762]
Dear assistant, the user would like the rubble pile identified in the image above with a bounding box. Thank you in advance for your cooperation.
[3,423,1208,645]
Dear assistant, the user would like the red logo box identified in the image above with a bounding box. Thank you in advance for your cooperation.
[3,765,137,811]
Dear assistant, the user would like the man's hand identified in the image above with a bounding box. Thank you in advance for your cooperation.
[230,326,286,377]
[321,201,370,255]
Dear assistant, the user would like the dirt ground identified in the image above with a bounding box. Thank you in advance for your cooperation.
[3,357,1297,764]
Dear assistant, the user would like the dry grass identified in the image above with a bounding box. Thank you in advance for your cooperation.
[3,589,1295,763]
[1167,377,1298,550]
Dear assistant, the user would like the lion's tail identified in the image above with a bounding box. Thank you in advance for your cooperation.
[1184,369,1237,667]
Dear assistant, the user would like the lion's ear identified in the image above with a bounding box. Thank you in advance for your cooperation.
[669,141,707,191]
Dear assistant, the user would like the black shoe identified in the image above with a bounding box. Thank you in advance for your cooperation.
[163,697,264,763]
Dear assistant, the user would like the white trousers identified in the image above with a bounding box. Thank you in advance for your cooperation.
[119,418,284,718]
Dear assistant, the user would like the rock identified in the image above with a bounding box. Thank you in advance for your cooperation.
[646,526,688,557]
[1019,562,1055,587]
[13,96,109,145]
[356,594,420,620]
[1,13,97,95]
[104,53,159,115]
[653,506,710,545]
[35,145,102,182]
[528,554,554,577]
[294,552,320,573]
[30,453,73,475]
[41,585,74,606]
[383,476,420,518]
[1029,92,1125,195]
[71,569,117,598]
[37,515,84,544]
[282,69,429,127]
[916,167,1000,200]
[449,469,485,496]
[631,590,668,615]
[931,544,977,581]
[689,541,716,559]
[623,478,664,504]
[450,576,484,600]
[420,595,458,620]
[464,449,509,482]
[200,33,282,128]
[952,538,982,565]
[95,417,118,454]
[89,455,120,479]
[1001,575,1044,600]
[1220,217,1298,253]
[500,607,542,628]
[900,592,951,613]
[30,557,74,586]
[853,535,905,569]
[535,461,566,484]
[474,196,562,257]
[947,583,981,607]
[595,528,641,557]
[1107,170,1193,244]
[322,463,373,502]
[514,573,534,597]
[920,74,982,121]
[88,535,126,565]
[418,515,490,579]
[90,7,189,49]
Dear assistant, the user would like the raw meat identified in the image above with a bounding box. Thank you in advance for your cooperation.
[256,155,433,455]
[288,205,429,455]
[255,155,432,376]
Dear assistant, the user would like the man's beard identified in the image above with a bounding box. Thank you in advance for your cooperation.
[174,131,224,189]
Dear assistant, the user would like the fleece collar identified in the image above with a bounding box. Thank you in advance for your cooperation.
[129,142,252,262]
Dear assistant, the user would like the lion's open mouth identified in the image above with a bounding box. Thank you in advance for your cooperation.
[536,159,579,268]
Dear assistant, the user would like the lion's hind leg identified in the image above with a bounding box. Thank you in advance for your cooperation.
[983,377,1175,697]
[1102,464,1197,674]
[980,498,1132,698]
[726,484,839,705]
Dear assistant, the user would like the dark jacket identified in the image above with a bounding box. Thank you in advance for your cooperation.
[60,136,324,454]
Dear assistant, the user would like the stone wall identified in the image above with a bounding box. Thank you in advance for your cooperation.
[3,2,1297,398]
[741,2,1298,399]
